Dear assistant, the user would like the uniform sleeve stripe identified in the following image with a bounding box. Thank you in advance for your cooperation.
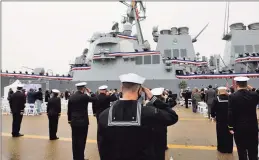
[150,96,157,104]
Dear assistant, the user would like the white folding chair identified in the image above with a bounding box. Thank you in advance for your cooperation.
[2,100,11,115]
[188,99,192,107]
[203,106,208,117]
[61,100,68,111]
[24,104,30,116]
[41,102,47,113]
[26,103,38,116]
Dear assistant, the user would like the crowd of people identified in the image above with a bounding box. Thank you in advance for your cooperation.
[180,78,259,160]
[6,73,259,160]
[181,85,259,115]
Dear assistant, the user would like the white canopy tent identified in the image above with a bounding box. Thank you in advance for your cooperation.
[3,80,23,100]
[3,80,42,100]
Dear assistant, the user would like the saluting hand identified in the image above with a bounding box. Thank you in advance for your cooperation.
[86,88,91,93]
[247,85,253,90]
[142,86,153,100]
[229,130,234,134]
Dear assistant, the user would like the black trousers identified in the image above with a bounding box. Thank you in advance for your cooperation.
[153,127,167,160]
[12,113,23,136]
[71,125,89,160]
[207,104,212,119]
[234,129,258,160]
[216,123,233,153]
[48,115,59,139]
[185,99,188,108]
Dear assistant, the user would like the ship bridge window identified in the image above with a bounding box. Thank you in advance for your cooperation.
[135,56,143,65]
[173,49,179,57]
[245,45,253,53]
[152,55,160,64]
[254,44,259,52]
[144,55,151,64]
[234,45,244,54]
[164,49,172,58]
[180,49,187,57]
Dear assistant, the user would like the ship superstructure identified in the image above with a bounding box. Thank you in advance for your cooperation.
[70,1,209,83]
[1,1,259,96]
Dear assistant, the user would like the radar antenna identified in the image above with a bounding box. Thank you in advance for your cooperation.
[111,22,119,32]
[192,23,209,43]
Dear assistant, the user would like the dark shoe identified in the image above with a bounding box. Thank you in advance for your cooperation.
[50,137,59,140]
[12,133,24,137]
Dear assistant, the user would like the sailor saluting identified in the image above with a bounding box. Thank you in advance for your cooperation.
[47,89,61,140]
[94,85,117,123]
[146,87,170,160]
[67,82,97,160]
[228,76,259,160]
[97,73,178,160]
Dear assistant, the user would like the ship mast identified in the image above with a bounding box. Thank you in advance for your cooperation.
[131,0,145,45]
[120,0,146,46]
[222,1,231,40]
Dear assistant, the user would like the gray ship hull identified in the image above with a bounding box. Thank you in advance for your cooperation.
[2,76,259,97]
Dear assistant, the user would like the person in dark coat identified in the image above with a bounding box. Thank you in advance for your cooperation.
[200,88,206,102]
[211,86,233,153]
[205,85,216,119]
[45,90,51,103]
[184,87,192,108]
[64,89,69,100]
[47,89,61,140]
[166,90,177,108]
[146,87,174,160]
[9,84,26,137]
[97,73,178,160]
[91,91,98,117]
[35,88,43,114]
[228,77,259,160]
[67,82,97,160]
[94,85,117,122]
[27,89,36,104]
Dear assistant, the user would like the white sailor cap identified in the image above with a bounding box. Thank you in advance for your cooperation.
[99,85,108,90]
[52,89,60,93]
[217,87,227,90]
[234,76,250,82]
[119,73,145,84]
[17,84,24,88]
[151,88,165,96]
[75,82,87,87]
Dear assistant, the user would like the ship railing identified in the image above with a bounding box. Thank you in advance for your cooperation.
[0,71,72,78]
[235,56,259,63]
[164,58,208,66]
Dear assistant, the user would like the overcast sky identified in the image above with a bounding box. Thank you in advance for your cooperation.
[2,2,259,74]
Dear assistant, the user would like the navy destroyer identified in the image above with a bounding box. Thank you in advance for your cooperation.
[1,1,259,96]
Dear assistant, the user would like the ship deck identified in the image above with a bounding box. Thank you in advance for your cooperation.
[2,106,249,160]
